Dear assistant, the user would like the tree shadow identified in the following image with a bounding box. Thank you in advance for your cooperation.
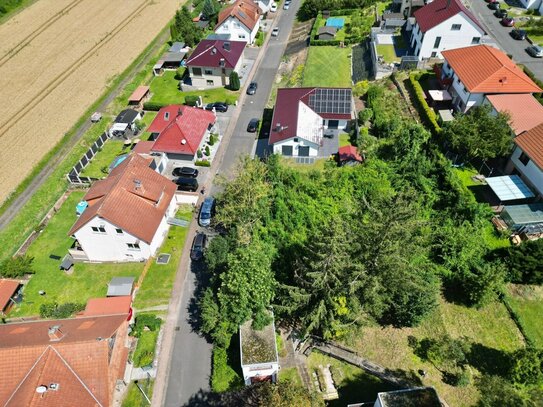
[467,343,511,377]
[186,259,212,337]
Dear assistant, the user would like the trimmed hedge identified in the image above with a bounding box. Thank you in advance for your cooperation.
[195,159,211,167]
[143,101,167,111]
[408,72,441,135]
[185,95,200,106]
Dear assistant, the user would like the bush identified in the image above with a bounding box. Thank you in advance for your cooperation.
[229,71,240,91]
[132,314,162,338]
[408,72,441,135]
[205,145,211,156]
[208,133,218,146]
[255,30,264,47]
[197,149,203,158]
[185,95,200,106]
[143,101,167,111]
[211,345,243,392]
[39,302,85,319]
[195,159,211,167]
[0,255,34,278]
[358,108,373,125]
[175,67,186,80]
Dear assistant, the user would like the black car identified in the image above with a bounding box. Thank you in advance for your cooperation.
[247,118,260,132]
[494,8,508,17]
[172,167,199,178]
[488,2,500,10]
[246,82,258,95]
[511,28,527,40]
[190,233,207,261]
[205,102,228,112]
[175,177,199,192]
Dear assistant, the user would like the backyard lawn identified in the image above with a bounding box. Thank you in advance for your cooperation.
[133,205,193,310]
[149,70,239,106]
[302,46,352,88]
[122,380,154,407]
[12,191,144,317]
[505,284,543,347]
[132,329,160,367]
[376,44,399,63]
[80,140,128,178]
[339,133,351,147]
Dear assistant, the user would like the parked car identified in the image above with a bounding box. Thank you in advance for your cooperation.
[488,2,500,10]
[172,167,198,178]
[270,2,277,11]
[272,27,280,37]
[199,197,216,227]
[485,0,498,3]
[501,17,515,26]
[205,102,228,112]
[283,1,290,9]
[526,45,543,58]
[247,118,260,132]
[190,233,207,261]
[175,177,199,192]
[494,8,508,18]
[511,28,527,40]
[246,81,258,95]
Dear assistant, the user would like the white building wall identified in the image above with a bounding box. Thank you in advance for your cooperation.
[149,196,178,255]
[413,13,484,59]
[215,16,259,43]
[241,362,279,385]
[510,146,543,196]
[273,137,320,157]
[519,0,540,9]
[443,67,485,112]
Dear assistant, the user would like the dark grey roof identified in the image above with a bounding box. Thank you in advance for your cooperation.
[383,12,404,19]
[206,33,231,41]
[115,109,139,124]
[162,51,187,63]
[318,26,337,36]
[107,276,135,297]
[196,20,210,28]
[378,387,442,407]
[169,42,185,53]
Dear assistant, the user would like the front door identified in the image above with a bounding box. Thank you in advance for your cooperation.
[282,145,293,156]
[298,146,310,157]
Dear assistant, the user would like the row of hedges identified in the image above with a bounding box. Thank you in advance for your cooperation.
[408,72,441,136]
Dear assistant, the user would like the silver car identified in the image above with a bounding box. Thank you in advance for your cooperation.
[526,45,543,58]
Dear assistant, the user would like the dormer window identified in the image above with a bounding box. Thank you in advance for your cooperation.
[164,112,170,121]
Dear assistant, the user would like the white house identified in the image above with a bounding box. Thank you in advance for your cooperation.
[410,0,486,60]
[254,0,273,13]
[215,0,260,44]
[186,39,245,88]
[239,313,279,386]
[439,45,542,112]
[269,88,353,157]
[507,123,543,198]
[68,154,178,262]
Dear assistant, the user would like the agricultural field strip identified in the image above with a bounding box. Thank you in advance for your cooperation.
[0,0,179,203]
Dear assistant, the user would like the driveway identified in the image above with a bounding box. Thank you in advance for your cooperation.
[465,0,543,81]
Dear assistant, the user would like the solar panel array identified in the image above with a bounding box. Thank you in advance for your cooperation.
[308,88,352,114]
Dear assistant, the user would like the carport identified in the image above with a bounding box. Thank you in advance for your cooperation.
[486,175,535,203]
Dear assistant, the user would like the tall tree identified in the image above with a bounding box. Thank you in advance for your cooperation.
[202,0,219,21]
[171,6,203,46]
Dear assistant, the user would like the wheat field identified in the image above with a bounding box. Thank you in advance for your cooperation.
[0,0,179,204]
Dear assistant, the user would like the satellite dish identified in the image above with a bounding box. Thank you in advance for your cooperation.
[36,386,48,394]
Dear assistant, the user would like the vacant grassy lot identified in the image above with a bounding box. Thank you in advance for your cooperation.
[80,140,128,178]
[12,191,144,317]
[302,46,352,88]
[133,206,193,310]
[149,70,239,106]
[345,297,524,406]
[505,284,543,347]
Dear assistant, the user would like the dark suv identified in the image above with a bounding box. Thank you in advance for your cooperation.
[175,177,199,192]
[246,82,258,95]
[190,233,207,261]
[172,167,198,178]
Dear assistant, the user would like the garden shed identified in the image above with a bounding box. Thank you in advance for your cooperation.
[501,203,543,230]
[318,26,337,40]
[107,276,135,297]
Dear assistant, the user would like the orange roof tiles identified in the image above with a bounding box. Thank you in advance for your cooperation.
[217,0,260,31]
[442,45,542,94]
[128,86,149,103]
[68,154,176,243]
[515,123,543,170]
[487,94,543,136]
[81,296,131,317]
[0,279,20,312]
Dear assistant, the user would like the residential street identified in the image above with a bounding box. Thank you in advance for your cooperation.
[159,3,302,407]
[466,0,543,81]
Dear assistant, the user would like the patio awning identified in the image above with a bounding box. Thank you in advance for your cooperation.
[438,109,454,122]
[486,175,535,201]
[428,90,452,101]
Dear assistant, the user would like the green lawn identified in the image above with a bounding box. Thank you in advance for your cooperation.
[80,140,128,178]
[149,70,239,106]
[279,367,302,386]
[339,133,351,147]
[122,380,154,407]
[133,329,159,367]
[133,206,193,309]
[505,284,543,347]
[12,191,144,317]
[211,341,244,392]
[302,46,352,88]
[376,44,399,64]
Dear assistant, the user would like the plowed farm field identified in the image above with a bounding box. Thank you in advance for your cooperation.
[0,0,179,204]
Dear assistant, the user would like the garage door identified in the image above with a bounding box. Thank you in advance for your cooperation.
[282,146,293,156]
[298,146,310,157]
[328,120,339,129]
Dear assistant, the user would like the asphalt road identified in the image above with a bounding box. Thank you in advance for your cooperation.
[162,3,302,407]
[466,0,543,81]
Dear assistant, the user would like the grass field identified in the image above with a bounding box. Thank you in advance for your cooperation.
[505,284,543,347]
[302,46,352,88]
[80,140,128,178]
[12,191,144,317]
[133,206,193,310]
[149,70,239,106]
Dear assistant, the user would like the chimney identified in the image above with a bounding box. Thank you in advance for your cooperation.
[181,139,187,145]
[275,123,281,131]
[219,58,225,67]
[223,41,231,51]
[48,325,64,341]
[177,107,183,117]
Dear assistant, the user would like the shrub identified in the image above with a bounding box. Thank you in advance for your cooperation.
[255,30,264,47]
[195,159,211,167]
[39,302,85,319]
[205,145,211,156]
[229,71,240,91]
[358,108,373,125]
[132,314,162,338]
[175,67,186,80]
[208,133,218,146]
[408,72,441,135]
[353,80,369,97]
[185,95,200,106]
[0,255,34,278]
[143,101,167,111]
[197,149,203,158]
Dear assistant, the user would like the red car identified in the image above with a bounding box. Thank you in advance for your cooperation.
[501,17,515,26]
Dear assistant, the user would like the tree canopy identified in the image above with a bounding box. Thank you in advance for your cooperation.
[170,6,203,47]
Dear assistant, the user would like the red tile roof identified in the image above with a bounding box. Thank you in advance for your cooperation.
[186,39,245,69]
[150,105,216,156]
[269,88,353,144]
[515,123,543,170]
[81,296,132,317]
[132,140,155,155]
[338,145,363,162]
[217,0,260,31]
[0,279,20,313]
[442,45,542,94]
[486,94,543,135]
[414,0,485,33]
[128,86,150,103]
[68,154,176,243]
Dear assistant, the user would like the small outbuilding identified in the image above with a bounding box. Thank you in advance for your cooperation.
[338,145,364,166]
[501,203,543,231]
[0,279,22,316]
[107,276,136,297]
[318,26,337,40]
[128,86,150,107]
